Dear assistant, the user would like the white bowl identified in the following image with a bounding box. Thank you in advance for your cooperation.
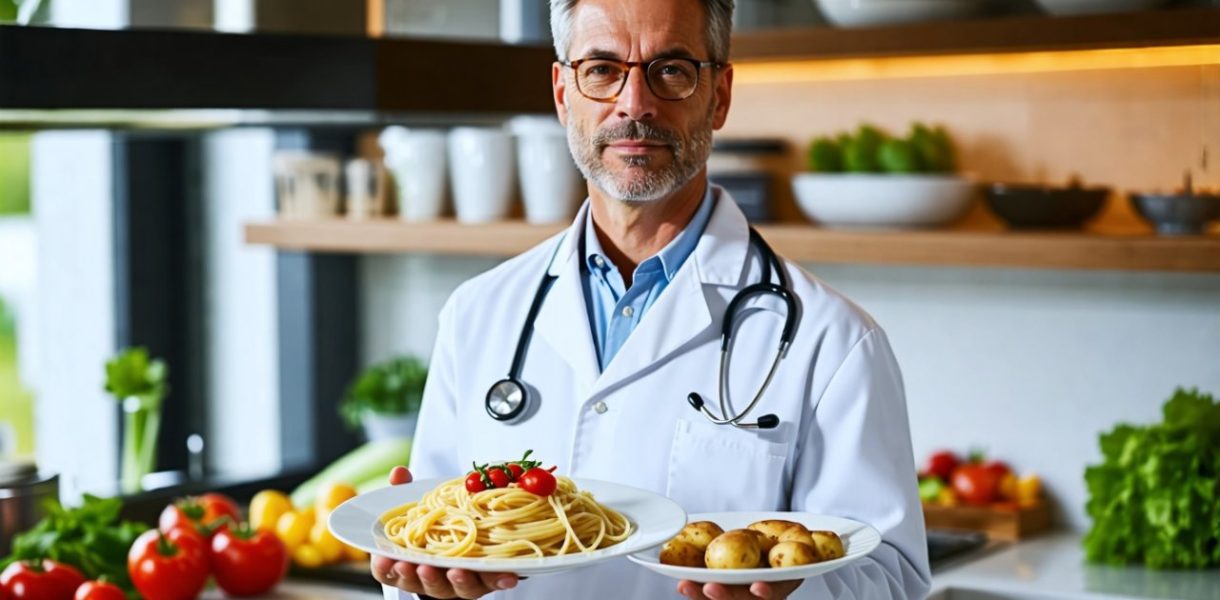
[792,173,976,229]
[1033,0,1167,15]
[814,0,984,27]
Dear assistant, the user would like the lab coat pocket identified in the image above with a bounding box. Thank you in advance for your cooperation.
[666,419,789,514]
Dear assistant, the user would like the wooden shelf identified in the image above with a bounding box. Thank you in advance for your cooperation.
[731,7,1220,62]
[244,219,1220,273]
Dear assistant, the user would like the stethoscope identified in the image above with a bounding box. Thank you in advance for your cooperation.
[485,228,797,430]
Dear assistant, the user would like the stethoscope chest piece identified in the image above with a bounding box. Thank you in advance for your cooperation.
[486,378,527,421]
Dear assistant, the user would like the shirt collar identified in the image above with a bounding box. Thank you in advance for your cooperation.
[583,183,716,282]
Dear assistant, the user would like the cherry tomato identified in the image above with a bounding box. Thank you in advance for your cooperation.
[951,464,1002,505]
[507,464,524,481]
[210,525,289,597]
[487,467,511,489]
[159,492,241,536]
[74,580,126,600]
[518,467,557,497]
[128,527,210,600]
[923,450,959,482]
[0,560,85,600]
[465,472,487,493]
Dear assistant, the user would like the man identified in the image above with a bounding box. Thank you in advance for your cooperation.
[371,0,931,598]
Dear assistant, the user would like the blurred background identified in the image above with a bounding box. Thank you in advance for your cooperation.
[1,0,1218,594]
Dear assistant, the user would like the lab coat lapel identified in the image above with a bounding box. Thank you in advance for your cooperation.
[532,202,601,396]
[589,189,752,398]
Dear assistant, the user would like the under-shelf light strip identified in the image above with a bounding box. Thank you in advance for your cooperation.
[733,45,1220,83]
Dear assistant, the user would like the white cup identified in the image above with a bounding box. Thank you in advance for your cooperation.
[447,127,515,224]
[272,151,341,219]
[344,158,387,220]
[510,116,585,224]
[378,127,448,221]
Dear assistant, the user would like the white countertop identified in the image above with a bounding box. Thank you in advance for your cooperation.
[232,534,1220,600]
[930,533,1220,600]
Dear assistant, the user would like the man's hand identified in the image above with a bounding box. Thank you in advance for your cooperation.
[677,579,803,600]
[369,466,521,599]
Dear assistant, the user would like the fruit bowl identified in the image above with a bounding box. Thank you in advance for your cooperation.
[792,173,976,229]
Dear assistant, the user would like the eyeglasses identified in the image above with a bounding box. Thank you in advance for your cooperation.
[562,57,723,102]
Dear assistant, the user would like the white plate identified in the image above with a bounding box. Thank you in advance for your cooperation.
[627,511,882,584]
[328,477,686,576]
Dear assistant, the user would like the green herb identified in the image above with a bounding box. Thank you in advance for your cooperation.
[104,347,169,493]
[339,356,428,429]
[1083,387,1220,569]
[1,494,147,594]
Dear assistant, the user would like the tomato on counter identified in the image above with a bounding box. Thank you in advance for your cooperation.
[210,525,289,597]
[73,580,126,600]
[950,463,1002,505]
[127,527,210,600]
[0,560,85,600]
[922,450,960,482]
[159,493,241,537]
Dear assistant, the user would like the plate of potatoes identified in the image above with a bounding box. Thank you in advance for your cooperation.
[626,511,881,584]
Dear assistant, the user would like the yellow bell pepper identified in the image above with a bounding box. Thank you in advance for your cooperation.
[315,482,358,520]
[997,472,1018,501]
[292,544,325,569]
[299,505,317,529]
[249,490,293,532]
[276,510,311,550]
[310,522,345,564]
[1017,474,1042,507]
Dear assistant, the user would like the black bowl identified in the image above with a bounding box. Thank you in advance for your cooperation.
[1130,193,1220,235]
[984,183,1109,229]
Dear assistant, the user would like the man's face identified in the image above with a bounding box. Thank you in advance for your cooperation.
[552,0,733,202]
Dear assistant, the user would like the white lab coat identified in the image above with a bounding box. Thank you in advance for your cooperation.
[401,187,932,600]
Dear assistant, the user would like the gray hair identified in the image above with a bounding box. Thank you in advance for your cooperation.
[549,0,735,64]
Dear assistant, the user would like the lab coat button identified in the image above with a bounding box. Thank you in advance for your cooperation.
[621,306,634,318]
[593,256,606,268]
[593,401,608,414]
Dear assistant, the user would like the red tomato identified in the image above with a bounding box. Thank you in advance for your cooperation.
[465,471,487,493]
[210,525,289,597]
[507,464,524,481]
[159,493,241,536]
[486,467,511,489]
[951,464,1002,505]
[0,560,85,600]
[923,450,960,482]
[128,527,210,600]
[73,581,126,600]
[984,460,1012,479]
[518,467,557,497]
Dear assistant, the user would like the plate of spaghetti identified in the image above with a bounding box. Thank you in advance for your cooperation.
[327,452,686,575]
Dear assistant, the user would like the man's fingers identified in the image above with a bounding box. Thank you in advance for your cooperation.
[417,564,457,598]
[388,562,424,592]
[677,580,710,599]
[389,466,413,485]
[447,568,494,599]
[749,581,774,599]
[475,570,520,592]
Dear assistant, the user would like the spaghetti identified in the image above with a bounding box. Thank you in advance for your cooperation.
[381,476,633,558]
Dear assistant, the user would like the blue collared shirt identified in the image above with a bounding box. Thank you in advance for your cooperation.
[581,185,716,371]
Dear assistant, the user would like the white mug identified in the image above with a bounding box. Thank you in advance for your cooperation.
[379,127,447,221]
[511,117,584,224]
[447,127,515,224]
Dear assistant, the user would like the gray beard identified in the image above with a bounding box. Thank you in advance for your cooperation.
[566,107,714,203]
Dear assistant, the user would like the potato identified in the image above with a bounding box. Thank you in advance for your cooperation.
[659,539,705,567]
[808,530,846,560]
[676,521,725,552]
[768,541,819,568]
[704,531,763,569]
[747,520,807,553]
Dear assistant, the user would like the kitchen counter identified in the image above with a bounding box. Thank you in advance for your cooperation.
[238,533,1219,600]
[930,533,1220,600]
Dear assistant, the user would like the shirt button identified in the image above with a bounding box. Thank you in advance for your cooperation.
[593,401,608,414]
[621,306,634,318]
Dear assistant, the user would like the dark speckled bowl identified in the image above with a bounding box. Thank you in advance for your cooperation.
[1130,192,1220,235]
[984,183,1109,229]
